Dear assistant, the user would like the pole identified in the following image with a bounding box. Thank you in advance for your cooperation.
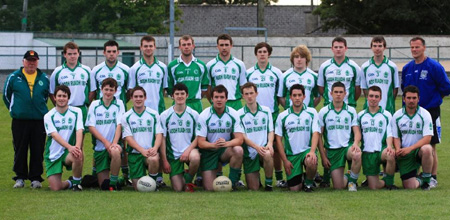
[169,0,175,62]
[22,0,28,31]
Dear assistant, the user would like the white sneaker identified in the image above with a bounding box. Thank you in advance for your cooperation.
[236,180,245,187]
[276,180,288,188]
[348,182,357,192]
[31,180,42,189]
[430,178,438,188]
[14,179,25,188]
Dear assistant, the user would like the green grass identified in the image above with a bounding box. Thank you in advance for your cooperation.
[1,97,450,219]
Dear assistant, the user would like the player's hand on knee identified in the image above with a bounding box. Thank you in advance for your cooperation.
[180,150,190,162]
[69,145,82,159]
[306,151,317,165]
[148,148,158,157]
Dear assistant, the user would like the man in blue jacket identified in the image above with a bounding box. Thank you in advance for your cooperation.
[402,37,450,188]
[3,50,50,189]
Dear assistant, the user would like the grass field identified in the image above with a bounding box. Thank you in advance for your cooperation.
[1,97,450,219]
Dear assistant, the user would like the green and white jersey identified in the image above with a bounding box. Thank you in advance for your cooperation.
[167,55,209,101]
[128,57,168,113]
[246,63,282,113]
[279,67,319,108]
[86,99,126,152]
[391,107,433,148]
[360,56,400,114]
[207,55,247,100]
[238,104,273,159]
[196,106,244,144]
[44,106,84,162]
[121,107,163,154]
[318,57,361,107]
[160,106,199,160]
[90,61,129,103]
[50,62,92,106]
[275,105,320,156]
[358,107,393,152]
[318,103,358,149]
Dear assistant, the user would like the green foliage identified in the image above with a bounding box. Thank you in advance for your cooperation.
[0,0,22,30]
[178,0,278,5]
[314,0,450,34]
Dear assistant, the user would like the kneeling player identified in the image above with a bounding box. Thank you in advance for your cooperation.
[121,86,163,190]
[392,85,434,190]
[275,84,319,192]
[238,82,274,191]
[358,86,396,190]
[160,83,200,192]
[86,78,125,190]
[44,85,84,191]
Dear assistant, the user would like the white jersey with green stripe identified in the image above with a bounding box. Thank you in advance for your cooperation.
[319,103,358,149]
[275,105,320,156]
[167,55,209,101]
[44,106,84,162]
[160,106,199,160]
[238,104,273,159]
[360,57,400,114]
[128,57,168,113]
[207,55,247,100]
[391,107,433,148]
[121,107,163,154]
[279,67,319,108]
[246,63,282,113]
[318,57,361,107]
[50,62,93,106]
[86,99,125,151]
[196,106,244,143]
[90,61,129,103]
[358,108,393,152]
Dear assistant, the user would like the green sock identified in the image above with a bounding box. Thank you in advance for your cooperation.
[422,173,431,184]
[322,168,331,183]
[304,178,314,187]
[265,176,273,187]
[275,170,283,181]
[149,173,158,181]
[229,167,241,186]
[110,175,118,186]
[92,167,96,176]
[383,174,394,186]
[71,177,81,185]
[349,171,359,184]
[121,166,129,177]
[184,172,194,184]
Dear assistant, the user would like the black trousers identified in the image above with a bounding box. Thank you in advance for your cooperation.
[11,119,46,182]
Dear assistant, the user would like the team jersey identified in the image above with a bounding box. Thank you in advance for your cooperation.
[279,67,319,108]
[167,55,209,101]
[275,105,320,156]
[50,62,92,106]
[246,63,282,113]
[86,98,126,151]
[90,61,129,103]
[391,106,433,148]
[44,106,84,162]
[128,57,168,113]
[318,57,361,107]
[196,106,244,144]
[319,102,358,149]
[160,106,199,160]
[121,107,163,154]
[357,107,393,152]
[360,56,400,113]
[207,55,247,100]
[238,104,273,159]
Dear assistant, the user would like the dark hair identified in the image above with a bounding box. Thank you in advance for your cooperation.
[63,42,80,54]
[332,36,347,47]
[410,37,425,46]
[131,86,146,97]
[179,35,194,45]
[370,36,386,47]
[368,85,382,96]
[211,85,228,98]
[55,85,71,99]
[254,42,272,56]
[101,78,118,90]
[403,85,420,97]
[141,35,156,46]
[104,40,119,51]
[217,34,233,45]
[241,82,258,93]
[331,81,346,91]
[173,83,189,95]
[289,84,305,96]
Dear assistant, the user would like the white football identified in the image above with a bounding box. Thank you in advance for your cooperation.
[213,176,233,192]
[136,176,157,192]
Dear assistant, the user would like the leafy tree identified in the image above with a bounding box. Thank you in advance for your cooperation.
[0,0,22,31]
[178,0,278,5]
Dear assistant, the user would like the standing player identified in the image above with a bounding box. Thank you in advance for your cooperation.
[160,83,200,192]
[275,84,320,192]
[318,37,361,107]
[196,85,244,191]
[318,82,362,191]
[128,35,167,114]
[392,85,434,190]
[360,36,399,114]
[238,82,274,191]
[167,35,209,113]
[44,85,84,191]
[121,86,163,190]
[358,86,397,190]
[86,78,125,191]
[207,34,247,110]
[402,37,450,187]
